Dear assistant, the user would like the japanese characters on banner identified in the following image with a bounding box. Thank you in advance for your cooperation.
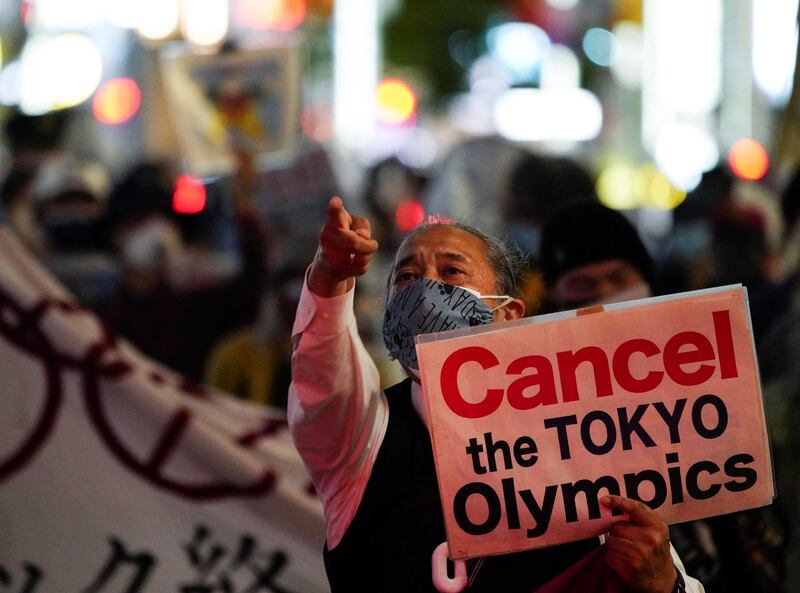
[160,45,301,176]
[0,228,329,593]
[416,287,774,560]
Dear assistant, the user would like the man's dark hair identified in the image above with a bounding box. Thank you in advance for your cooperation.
[392,222,525,297]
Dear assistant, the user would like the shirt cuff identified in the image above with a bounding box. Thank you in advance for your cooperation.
[291,269,356,337]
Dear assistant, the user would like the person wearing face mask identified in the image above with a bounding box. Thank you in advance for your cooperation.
[289,197,701,593]
[540,203,655,312]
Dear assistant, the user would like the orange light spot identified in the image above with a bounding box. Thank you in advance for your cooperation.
[376,78,417,126]
[93,78,142,125]
[173,175,207,214]
[728,138,769,181]
[395,200,425,231]
[240,0,306,31]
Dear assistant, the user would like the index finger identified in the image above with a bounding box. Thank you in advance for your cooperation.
[326,196,350,230]
[600,495,661,527]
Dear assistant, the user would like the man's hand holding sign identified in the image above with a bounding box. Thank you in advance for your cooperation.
[290,198,717,592]
[602,495,676,593]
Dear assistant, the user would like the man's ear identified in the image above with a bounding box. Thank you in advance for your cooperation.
[498,298,525,321]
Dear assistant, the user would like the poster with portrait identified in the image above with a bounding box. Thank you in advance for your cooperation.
[161,45,301,176]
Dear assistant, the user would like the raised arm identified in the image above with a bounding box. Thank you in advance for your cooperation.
[288,197,384,547]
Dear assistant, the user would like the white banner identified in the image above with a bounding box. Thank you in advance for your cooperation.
[0,228,329,593]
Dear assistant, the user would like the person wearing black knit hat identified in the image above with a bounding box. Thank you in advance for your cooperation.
[540,202,654,310]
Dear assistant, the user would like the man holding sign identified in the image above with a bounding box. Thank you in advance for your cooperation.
[289,197,702,592]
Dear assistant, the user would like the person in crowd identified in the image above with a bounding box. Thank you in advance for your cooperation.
[36,174,120,307]
[708,205,789,341]
[502,153,600,316]
[0,166,46,253]
[362,156,428,253]
[423,135,528,237]
[288,196,702,592]
[505,153,598,262]
[754,166,800,593]
[539,202,654,312]
[98,160,267,380]
[204,264,305,408]
[540,202,786,593]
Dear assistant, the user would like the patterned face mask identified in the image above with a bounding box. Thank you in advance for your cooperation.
[381,278,511,371]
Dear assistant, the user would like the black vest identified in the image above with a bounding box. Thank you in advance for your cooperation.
[323,379,598,592]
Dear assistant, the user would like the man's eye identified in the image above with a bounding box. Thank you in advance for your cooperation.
[395,271,416,282]
[445,267,465,276]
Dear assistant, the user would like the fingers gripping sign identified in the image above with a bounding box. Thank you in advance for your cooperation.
[309,196,379,297]
[600,495,678,593]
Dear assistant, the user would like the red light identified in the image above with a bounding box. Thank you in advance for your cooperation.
[240,0,306,31]
[93,78,142,125]
[395,200,425,231]
[728,138,769,181]
[20,0,34,26]
[173,175,207,214]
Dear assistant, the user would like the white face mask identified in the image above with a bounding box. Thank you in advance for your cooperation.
[120,217,182,271]
[588,282,652,307]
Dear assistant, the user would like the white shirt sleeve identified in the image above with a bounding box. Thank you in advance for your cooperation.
[671,543,706,593]
[287,274,388,549]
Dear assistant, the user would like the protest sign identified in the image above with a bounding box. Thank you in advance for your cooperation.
[416,287,773,560]
[161,45,300,176]
[0,228,329,593]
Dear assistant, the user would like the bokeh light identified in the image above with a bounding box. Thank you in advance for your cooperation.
[20,0,33,26]
[173,175,207,214]
[653,123,719,191]
[183,0,229,47]
[104,0,141,29]
[397,127,439,170]
[31,0,104,30]
[540,44,580,90]
[93,78,142,125]
[0,60,21,106]
[20,33,103,114]
[487,22,550,83]
[597,162,638,210]
[752,0,799,105]
[137,0,179,40]
[240,0,306,31]
[610,21,643,89]
[493,88,602,142]
[728,139,769,181]
[598,161,687,210]
[545,0,580,10]
[582,28,617,67]
[636,162,687,210]
[376,78,416,126]
[395,200,426,231]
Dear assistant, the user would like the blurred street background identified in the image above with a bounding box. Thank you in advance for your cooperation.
[0,1,799,591]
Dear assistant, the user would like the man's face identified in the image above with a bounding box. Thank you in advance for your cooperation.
[550,259,648,310]
[390,225,524,321]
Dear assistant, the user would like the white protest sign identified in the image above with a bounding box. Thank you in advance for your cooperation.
[416,287,773,559]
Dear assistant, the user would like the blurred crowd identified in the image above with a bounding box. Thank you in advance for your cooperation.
[2,109,800,593]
